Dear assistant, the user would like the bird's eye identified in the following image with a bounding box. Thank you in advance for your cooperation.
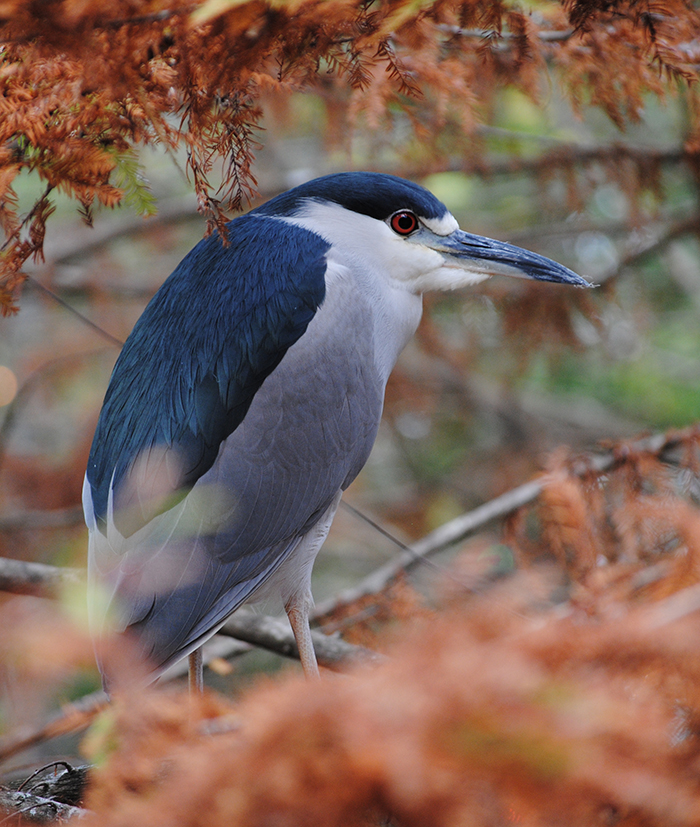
[389,210,419,235]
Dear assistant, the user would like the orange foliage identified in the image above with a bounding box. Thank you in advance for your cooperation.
[507,428,700,608]
[82,576,700,827]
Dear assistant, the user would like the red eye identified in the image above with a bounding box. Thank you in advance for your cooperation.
[390,210,419,235]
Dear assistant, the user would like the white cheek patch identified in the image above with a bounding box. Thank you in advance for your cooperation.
[421,212,459,236]
[410,265,492,292]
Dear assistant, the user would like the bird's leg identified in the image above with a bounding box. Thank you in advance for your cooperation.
[188,647,204,693]
[285,594,320,678]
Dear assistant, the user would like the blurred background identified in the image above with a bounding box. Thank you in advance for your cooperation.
[2,17,700,775]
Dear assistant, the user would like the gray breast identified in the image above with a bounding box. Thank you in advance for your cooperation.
[201,269,386,563]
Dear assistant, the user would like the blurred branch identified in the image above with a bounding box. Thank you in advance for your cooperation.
[0,556,81,597]
[0,506,84,532]
[219,612,384,671]
[313,426,698,620]
[647,580,700,629]
[0,635,247,763]
[447,142,688,178]
[440,26,575,43]
[0,690,108,765]
[602,215,700,283]
[437,25,575,56]
[32,196,200,270]
[465,374,642,441]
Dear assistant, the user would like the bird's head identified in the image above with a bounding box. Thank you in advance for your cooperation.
[255,171,591,292]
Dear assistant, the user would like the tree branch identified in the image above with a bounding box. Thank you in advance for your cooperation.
[438,25,576,45]
[445,142,687,179]
[0,506,85,533]
[0,556,81,597]
[313,427,696,620]
[219,612,384,671]
[0,635,248,764]
[0,690,108,765]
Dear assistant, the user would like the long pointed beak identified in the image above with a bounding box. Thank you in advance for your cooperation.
[421,228,592,287]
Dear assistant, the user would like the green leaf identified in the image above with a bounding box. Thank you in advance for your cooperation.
[111,151,158,217]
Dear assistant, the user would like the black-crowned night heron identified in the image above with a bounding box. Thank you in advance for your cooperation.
[84,172,589,687]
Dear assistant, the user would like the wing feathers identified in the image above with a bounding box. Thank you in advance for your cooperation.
[86,215,329,536]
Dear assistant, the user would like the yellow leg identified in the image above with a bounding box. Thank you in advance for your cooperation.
[286,595,320,678]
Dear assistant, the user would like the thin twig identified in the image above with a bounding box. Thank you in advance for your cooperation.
[27,277,125,348]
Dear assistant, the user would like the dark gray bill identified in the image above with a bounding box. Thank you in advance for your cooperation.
[425,228,592,287]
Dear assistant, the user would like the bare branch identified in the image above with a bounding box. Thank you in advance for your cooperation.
[0,636,247,763]
[313,427,696,620]
[438,25,576,45]
[0,506,85,533]
[444,142,687,179]
[219,612,384,671]
[601,215,700,283]
[0,690,108,765]
[0,555,81,597]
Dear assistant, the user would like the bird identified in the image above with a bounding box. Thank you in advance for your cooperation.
[83,171,589,688]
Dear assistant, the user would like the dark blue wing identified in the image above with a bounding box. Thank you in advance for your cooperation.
[86,215,328,537]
